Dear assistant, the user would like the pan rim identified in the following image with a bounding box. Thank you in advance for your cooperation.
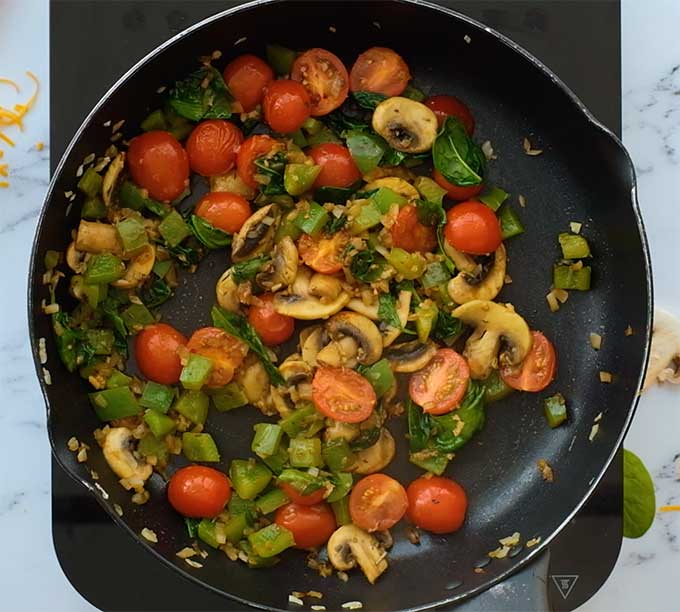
[28,0,654,610]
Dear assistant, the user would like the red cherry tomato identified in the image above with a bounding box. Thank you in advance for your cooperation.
[433,169,484,201]
[236,134,278,189]
[248,293,295,346]
[167,465,231,519]
[186,119,243,177]
[409,349,470,415]
[349,47,411,97]
[186,327,248,387]
[195,192,251,233]
[406,476,467,534]
[278,482,328,506]
[424,95,475,134]
[444,200,502,255]
[223,54,274,112]
[312,367,376,423]
[275,502,336,549]
[309,143,361,189]
[298,231,349,274]
[349,473,408,532]
[135,323,187,384]
[291,48,349,116]
[390,204,437,253]
[500,331,557,392]
[263,79,311,133]
[127,131,189,202]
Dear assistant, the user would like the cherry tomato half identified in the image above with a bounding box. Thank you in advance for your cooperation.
[406,476,467,534]
[186,119,243,177]
[298,231,349,274]
[135,323,187,384]
[349,473,408,532]
[127,131,189,202]
[500,331,557,392]
[195,192,252,234]
[312,366,376,423]
[167,465,231,518]
[263,79,311,134]
[433,169,484,202]
[186,326,248,387]
[236,134,278,189]
[444,200,502,255]
[278,482,328,506]
[409,349,470,415]
[349,47,411,97]
[309,143,361,189]
[424,95,475,134]
[275,502,336,549]
[248,293,295,346]
[291,48,349,116]
[223,54,274,113]
[390,204,437,253]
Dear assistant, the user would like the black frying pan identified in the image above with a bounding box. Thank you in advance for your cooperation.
[29,1,652,610]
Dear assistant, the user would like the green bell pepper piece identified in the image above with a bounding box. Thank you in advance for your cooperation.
[305,126,342,146]
[415,300,438,343]
[357,358,394,398]
[274,212,303,242]
[121,303,155,334]
[229,459,272,500]
[255,488,290,515]
[498,204,524,239]
[44,249,61,271]
[331,497,351,526]
[180,353,214,390]
[266,43,296,75]
[553,264,592,291]
[422,261,451,289]
[262,444,289,474]
[248,524,295,558]
[288,437,323,468]
[350,201,384,234]
[83,253,125,285]
[81,195,107,219]
[387,248,426,279]
[252,423,284,458]
[559,233,591,259]
[116,217,148,254]
[138,435,169,463]
[182,432,220,462]
[76,277,106,309]
[284,163,321,196]
[544,393,568,428]
[278,403,324,438]
[106,369,131,389]
[197,519,220,548]
[139,381,175,413]
[223,513,249,544]
[481,370,514,403]
[118,180,148,211]
[174,390,209,425]
[345,130,385,174]
[479,186,509,212]
[208,382,248,411]
[326,472,353,503]
[322,439,356,472]
[77,167,103,197]
[294,201,329,236]
[277,468,326,496]
[143,409,176,438]
[152,259,172,278]
[240,541,280,568]
[402,84,426,101]
[413,177,446,206]
[85,329,115,355]
[158,210,191,247]
[89,387,140,421]
[371,187,406,211]
[140,109,167,132]
[409,449,450,475]
[228,495,257,525]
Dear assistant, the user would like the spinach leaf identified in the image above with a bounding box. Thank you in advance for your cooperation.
[315,183,359,205]
[140,277,173,309]
[167,240,203,268]
[189,215,232,249]
[352,91,387,110]
[350,428,381,451]
[416,198,446,227]
[326,214,348,233]
[402,84,426,102]
[436,226,456,274]
[350,249,386,282]
[378,293,402,329]
[100,297,128,339]
[168,66,233,122]
[623,449,656,538]
[382,147,407,167]
[407,400,431,453]
[211,305,285,386]
[431,310,464,345]
[325,98,373,135]
[431,381,485,453]
[254,152,286,196]
[432,116,486,187]
[184,517,200,538]
[231,256,270,285]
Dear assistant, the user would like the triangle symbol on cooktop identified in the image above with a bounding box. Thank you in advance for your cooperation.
[551,575,579,599]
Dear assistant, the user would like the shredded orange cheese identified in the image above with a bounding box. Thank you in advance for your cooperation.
[659,505,680,512]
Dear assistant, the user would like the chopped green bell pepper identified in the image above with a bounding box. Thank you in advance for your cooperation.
[252,423,284,458]
[415,300,438,343]
[121,303,155,334]
[350,201,384,234]
[278,403,324,438]
[248,524,295,558]
[197,519,220,548]
[77,167,103,197]
[479,186,509,212]
[228,495,257,525]
[559,233,591,259]
[182,432,220,462]
[345,130,385,174]
[83,253,125,285]
[229,459,272,500]
[481,370,514,403]
[288,437,323,468]
[106,369,131,389]
[239,541,280,568]
[322,439,356,472]
[331,497,351,526]
[277,468,325,496]
[544,392,568,428]
[498,204,525,239]
[266,43,296,75]
[139,381,175,413]
[326,472,353,503]
[116,217,148,254]
[85,328,115,355]
[255,487,290,515]
[152,259,172,278]
[89,386,140,421]
[223,513,249,544]
[357,358,394,398]
[294,201,329,236]
[174,390,209,425]
[402,84,426,102]
[553,264,592,291]
[414,176,447,205]
[262,444,289,474]
[284,164,321,196]
[158,210,191,247]
[371,187,406,211]
[180,353,214,390]
[118,180,148,211]
[208,383,248,412]
[387,248,426,279]
[274,212,303,242]
[44,250,61,271]
[140,109,167,132]
[81,196,107,219]
[138,435,169,463]
[143,409,176,438]
[409,449,450,475]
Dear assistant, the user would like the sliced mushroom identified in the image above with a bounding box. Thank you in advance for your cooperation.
[443,240,478,275]
[309,273,343,300]
[210,169,256,200]
[324,419,360,443]
[236,356,269,404]
[273,267,350,320]
[448,244,507,303]
[279,354,313,385]
[316,337,360,368]
[102,152,125,206]
[300,326,326,366]
[102,427,153,482]
[384,339,437,372]
[231,204,278,262]
[66,241,87,273]
[372,97,438,154]
[452,300,533,380]
[112,243,155,289]
[269,385,292,417]
[346,290,411,348]
[256,236,298,291]
[216,269,241,312]
[327,524,389,584]
[75,220,122,255]
[643,308,680,390]
[363,176,420,201]
[326,311,383,365]
[352,429,396,475]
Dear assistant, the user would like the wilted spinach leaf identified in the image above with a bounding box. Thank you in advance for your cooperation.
[431,310,463,345]
[140,277,173,309]
[326,214,348,233]
[416,199,446,227]
[432,116,485,186]
[378,293,402,329]
[232,256,270,285]
[254,152,286,196]
[189,215,232,249]
[352,91,387,110]
[169,66,233,122]
[350,249,386,282]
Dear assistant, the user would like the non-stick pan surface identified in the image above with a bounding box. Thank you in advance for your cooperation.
[29,1,651,610]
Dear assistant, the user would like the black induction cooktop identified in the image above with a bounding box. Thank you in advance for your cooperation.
[50,2,623,610]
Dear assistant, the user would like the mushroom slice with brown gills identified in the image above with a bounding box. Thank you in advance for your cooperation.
[448,243,507,303]
[102,427,153,483]
[316,337,361,368]
[372,97,438,154]
[112,243,155,289]
[231,204,278,263]
[346,290,412,348]
[327,524,389,584]
[215,269,241,313]
[255,236,298,291]
[452,299,533,380]
[352,428,396,474]
[279,353,313,385]
[273,266,350,320]
[326,311,383,365]
[442,239,478,275]
[384,339,437,372]
[236,355,270,408]
[102,151,125,206]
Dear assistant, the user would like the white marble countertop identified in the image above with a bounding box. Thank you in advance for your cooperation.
[1,1,678,610]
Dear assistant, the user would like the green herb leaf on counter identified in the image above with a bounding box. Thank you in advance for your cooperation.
[623,449,656,539]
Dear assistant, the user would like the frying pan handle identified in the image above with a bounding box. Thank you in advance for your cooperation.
[446,553,551,611]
